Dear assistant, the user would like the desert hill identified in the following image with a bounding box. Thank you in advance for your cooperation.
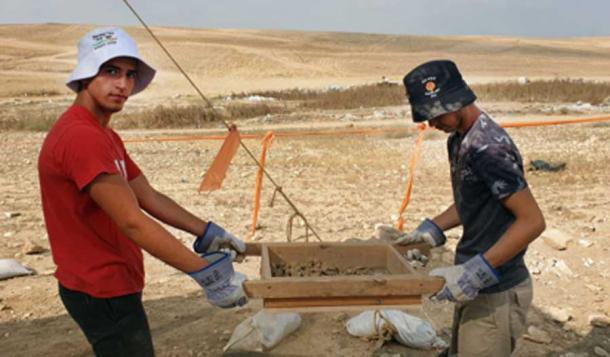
[2,23,610,100]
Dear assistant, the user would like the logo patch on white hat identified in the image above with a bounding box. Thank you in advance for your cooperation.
[92,31,118,50]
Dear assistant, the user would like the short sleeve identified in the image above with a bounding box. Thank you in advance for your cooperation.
[59,126,121,190]
[123,150,141,181]
[108,129,141,181]
[471,143,527,200]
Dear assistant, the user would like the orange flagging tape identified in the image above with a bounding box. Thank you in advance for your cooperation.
[396,123,427,231]
[123,127,420,143]
[249,132,275,238]
[122,115,610,144]
[500,115,610,128]
[198,128,241,192]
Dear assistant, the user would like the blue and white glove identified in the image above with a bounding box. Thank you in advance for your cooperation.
[395,218,446,247]
[429,254,500,303]
[194,221,246,255]
[188,252,248,308]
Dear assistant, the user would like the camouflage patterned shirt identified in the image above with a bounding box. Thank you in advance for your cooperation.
[448,112,529,294]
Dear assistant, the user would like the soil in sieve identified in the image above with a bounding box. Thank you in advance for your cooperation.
[271,258,389,277]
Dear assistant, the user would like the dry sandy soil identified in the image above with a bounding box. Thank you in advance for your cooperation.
[1,24,609,356]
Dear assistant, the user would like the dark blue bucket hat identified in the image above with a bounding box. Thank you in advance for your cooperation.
[403,60,476,122]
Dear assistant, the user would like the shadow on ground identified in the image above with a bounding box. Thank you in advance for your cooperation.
[0,292,608,356]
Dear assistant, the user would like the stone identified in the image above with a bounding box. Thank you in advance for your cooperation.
[588,314,610,327]
[22,241,46,255]
[545,307,572,323]
[579,239,593,248]
[561,353,589,357]
[542,228,571,250]
[594,346,610,357]
[524,325,552,344]
[552,259,575,278]
[585,284,603,292]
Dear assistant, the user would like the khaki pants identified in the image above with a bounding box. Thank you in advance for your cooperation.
[449,278,533,357]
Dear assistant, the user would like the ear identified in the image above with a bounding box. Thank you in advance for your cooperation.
[78,79,92,92]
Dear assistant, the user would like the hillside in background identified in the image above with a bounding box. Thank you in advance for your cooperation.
[2,23,610,100]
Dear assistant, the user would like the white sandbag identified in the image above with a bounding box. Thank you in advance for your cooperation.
[253,310,301,348]
[346,310,447,350]
[223,310,301,352]
[0,259,33,280]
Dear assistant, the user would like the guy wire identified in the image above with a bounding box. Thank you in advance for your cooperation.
[121,0,322,241]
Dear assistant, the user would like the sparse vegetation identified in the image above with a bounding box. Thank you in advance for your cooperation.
[112,102,288,130]
[473,79,610,105]
[10,89,64,97]
[0,109,62,132]
[113,105,224,129]
[2,80,609,131]
[231,82,406,110]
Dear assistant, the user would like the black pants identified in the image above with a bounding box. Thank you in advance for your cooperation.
[59,284,155,357]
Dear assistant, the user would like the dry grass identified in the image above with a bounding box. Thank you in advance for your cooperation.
[473,79,610,104]
[113,105,223,130]
[231,82,406,110]
[8,89,64,98]
[232,79,610,111]
[0,108,62,132]
[112,102,288,130]
[2,79,609,132]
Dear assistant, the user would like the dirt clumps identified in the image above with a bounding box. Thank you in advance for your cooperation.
[271,259,389,277]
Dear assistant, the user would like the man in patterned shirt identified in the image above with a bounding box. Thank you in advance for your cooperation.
[396,60,546,356]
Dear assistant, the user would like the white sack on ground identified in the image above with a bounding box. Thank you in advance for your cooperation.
[0,259,33,280]
[346,310,447,350]
[223,310,301,352]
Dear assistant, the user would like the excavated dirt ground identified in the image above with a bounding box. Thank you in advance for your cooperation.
[1,106,609,356]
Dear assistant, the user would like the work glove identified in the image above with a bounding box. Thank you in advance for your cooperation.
[194,221,246,256]
[429,254,500,303]
[189,251,248,308]
[376,219,446,247]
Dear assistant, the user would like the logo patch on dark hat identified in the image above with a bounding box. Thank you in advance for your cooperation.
[422,76,440,98]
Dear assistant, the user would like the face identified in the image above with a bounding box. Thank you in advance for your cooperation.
[82,57,138,114]
[428,111,462,133]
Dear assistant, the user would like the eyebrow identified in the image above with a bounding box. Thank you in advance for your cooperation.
[102,63,138,72]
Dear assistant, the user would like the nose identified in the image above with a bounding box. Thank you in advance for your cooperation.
[428,118,439,128]
[115,75,128,90]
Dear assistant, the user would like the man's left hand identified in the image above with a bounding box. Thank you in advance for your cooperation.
[193,221,246,255]
[429,254,500,303]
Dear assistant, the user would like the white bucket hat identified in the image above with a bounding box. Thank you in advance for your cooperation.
[66,27,156,95]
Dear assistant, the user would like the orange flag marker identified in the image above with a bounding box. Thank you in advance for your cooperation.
[396,123,427,231]
[250,132,275,237]
[199,127,241,192]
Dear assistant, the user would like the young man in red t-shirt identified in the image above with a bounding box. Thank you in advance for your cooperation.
[38,27,247,356]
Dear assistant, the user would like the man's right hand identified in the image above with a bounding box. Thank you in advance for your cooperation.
[377,219,446,247]
[188,252,248,308]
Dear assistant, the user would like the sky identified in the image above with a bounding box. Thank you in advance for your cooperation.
[0,0,609,38]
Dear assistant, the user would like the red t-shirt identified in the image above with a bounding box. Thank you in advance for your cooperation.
[38,104,144,298]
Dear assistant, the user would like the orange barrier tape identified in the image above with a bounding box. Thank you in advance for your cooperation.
[198,128,241,192]
[500,115,610,128]
[396,123,427,231]
[122,115,610,144]
[249,132,275,238]
[123,126,420,143]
